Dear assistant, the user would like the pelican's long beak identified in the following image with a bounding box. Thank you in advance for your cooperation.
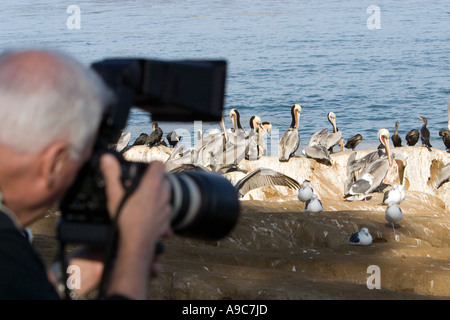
[385,138,392,166]
[259,123,275,144]
[220,118,227,142]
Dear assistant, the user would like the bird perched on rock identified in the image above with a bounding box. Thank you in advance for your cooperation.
[381,184,405,205]
[132,133,149,146]
[146,122,164,147]
[385,202,403,235]
[418,116,432,150]
[436,163,450,189]
[298,181,314,202]
[279,104,301,162]
[234,167,300,199]
[405,129,419,146]
[166,130,181,148]
[344,129,393,201]
[349,228,373,246]
[391,122,402,147]
[345,134,363,151]
[304,194,323,212]
[439,129,450,151]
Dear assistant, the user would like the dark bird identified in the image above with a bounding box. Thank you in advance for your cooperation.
[345,134,363,151]
[405,129,419,146]
[278,104,301,162]
[418,116,432,150]
[145,122,164,147]
[234,167,300,198]
[132,133,149,146]
[439,129,450,151]
[391,122,402,147]
[167,130,181,148]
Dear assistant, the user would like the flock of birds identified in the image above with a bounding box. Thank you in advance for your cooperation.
[112,101,450,247]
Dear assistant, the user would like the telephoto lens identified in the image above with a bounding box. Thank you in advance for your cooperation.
[165,170,240,240]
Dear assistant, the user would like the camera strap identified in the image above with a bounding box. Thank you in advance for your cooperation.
[97,187,133,299]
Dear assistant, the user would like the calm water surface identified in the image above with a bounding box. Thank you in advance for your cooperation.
[1,0,450,152]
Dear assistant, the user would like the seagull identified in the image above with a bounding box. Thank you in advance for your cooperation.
[349,228,373,246]
[385,202,403,235]
[304,194,323,212]
[298,181,314,202]
[381,184,403,205]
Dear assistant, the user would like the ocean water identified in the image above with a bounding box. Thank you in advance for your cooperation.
[1,0,450,153]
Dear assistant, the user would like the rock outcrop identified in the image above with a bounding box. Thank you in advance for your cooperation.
[30,145,450,300]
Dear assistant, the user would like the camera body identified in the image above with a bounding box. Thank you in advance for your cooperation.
[57,58,240,245]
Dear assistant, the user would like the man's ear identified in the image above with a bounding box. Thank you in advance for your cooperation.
[39,141,71,188]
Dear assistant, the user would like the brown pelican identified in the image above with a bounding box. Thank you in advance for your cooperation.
[344,129,393,200]
[391,122,402,147]
[439,129,450,151]
[278,104,301,162]
[418,116,432,150]
[246,115,264,160]
[234,167,300,198]
[146,122,164,147]
[405,129,419,146]
[345,134,363,151]
[302,143,332,166]
[328,112,339,133]
[327,112,341,153]
[436,163,450,189]
[229,108,246,136]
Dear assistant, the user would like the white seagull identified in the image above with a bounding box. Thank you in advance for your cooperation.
[349,227,373,246]
[298,181,314,202]
[381,184,403,205]
[385,202,403,235]
[304,194,323,213]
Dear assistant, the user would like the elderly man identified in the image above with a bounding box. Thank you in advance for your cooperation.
[0,49,172,299]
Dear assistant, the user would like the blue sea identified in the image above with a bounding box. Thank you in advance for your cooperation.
[1,0,449,153]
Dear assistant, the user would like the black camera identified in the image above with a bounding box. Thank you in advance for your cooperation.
[57,58,240,245]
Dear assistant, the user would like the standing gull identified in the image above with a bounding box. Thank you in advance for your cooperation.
[349,228,373,246]
[298,181,314,202]
[279,104,301,162]
[385,202,403,235]
[304,194,323,213]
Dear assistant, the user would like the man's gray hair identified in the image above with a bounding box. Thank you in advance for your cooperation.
[0,49,113,159]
